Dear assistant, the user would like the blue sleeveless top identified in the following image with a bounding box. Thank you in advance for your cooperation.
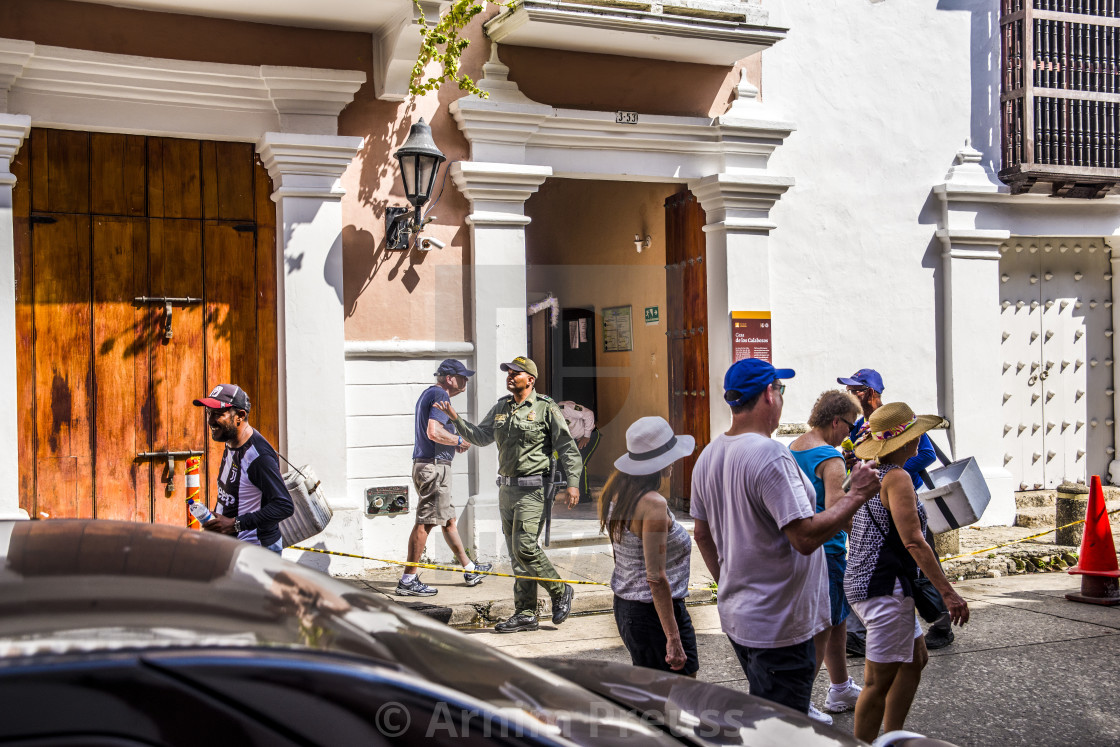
[790,445,846,555]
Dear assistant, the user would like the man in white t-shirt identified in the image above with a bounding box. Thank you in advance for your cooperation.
[691,358,880,715]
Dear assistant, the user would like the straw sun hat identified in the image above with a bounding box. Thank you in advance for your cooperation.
[853,402,944,461]
[613,416,695,476]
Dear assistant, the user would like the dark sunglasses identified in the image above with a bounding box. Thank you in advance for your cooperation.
[772,381,786,396]
[839,417,856,429]
[847,386,870,395]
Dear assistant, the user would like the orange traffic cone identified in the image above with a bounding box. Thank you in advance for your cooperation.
[1066,475,1120,606]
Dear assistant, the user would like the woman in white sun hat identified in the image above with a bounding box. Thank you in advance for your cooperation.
[844,402,970,742]
[599,416,697,675]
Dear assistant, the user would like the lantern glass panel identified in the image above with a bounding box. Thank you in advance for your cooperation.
[400,155,417,199]
[416,157,436,205]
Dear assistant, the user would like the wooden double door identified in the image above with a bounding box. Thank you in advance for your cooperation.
[665,190,710,511]
[13,128,279,524]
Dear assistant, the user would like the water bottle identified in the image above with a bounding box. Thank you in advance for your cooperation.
[186,498,215,525]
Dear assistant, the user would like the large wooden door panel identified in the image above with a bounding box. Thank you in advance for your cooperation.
[16,129,279,525]
[665,191,709,511]
[30,129,90,215]
[148,138,202,220]
[91,133,147,217]
[31,214,94,520]
[92,217,153,521]
[149,219,206,523]
[203,220,257,493]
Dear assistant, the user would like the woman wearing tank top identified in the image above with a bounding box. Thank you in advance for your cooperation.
[599,416,697,675]
[845,403,970,742]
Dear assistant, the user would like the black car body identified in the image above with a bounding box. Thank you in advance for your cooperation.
[0,520,938,746]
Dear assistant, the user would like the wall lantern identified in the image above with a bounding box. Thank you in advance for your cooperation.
[634,234,651,253]
[386,118,447,251]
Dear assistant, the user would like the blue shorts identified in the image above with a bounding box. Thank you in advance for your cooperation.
[827,551,851,626]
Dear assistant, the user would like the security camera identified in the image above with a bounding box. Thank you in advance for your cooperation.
[419,236,446,251]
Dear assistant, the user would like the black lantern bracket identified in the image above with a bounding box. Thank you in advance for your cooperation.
[386,206,432,251]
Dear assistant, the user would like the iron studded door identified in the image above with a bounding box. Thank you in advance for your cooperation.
[1000,239,1114,490]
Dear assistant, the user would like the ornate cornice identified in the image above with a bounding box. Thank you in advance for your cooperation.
[452,46,793,180]
[256,133,365,200]
[0,37,364,140]
[689,171,794,233]
[450,161,551,224]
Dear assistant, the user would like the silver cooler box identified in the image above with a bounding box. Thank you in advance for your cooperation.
[917,457,991,534]
[279,465,333,547]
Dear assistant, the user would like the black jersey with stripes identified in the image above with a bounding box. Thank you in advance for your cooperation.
[214,430,294,548]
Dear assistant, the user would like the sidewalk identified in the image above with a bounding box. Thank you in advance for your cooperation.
[338,500,1120,626]
[340,531,717,626]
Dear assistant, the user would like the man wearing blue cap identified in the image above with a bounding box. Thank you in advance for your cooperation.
[397,359,492,596]
[690,359,881,716]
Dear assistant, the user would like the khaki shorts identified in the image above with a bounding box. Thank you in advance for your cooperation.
[850,581,924,663]
[412,462,454,526]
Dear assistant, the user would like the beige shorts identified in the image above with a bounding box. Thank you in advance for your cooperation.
[412,462,454,526]
[850,581,924,663]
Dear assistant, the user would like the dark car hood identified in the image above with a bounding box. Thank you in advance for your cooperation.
[537,658,867,747]
[0,520,681,745]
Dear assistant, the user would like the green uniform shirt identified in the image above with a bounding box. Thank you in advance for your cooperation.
[455,391,583,483]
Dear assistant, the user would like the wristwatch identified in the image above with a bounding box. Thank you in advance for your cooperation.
[233,518,242,533]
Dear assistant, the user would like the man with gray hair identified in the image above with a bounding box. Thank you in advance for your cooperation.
[397,359,491,596]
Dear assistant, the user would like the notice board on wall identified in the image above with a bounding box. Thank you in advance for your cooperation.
[731,311,772,363]
[602,305,633,352]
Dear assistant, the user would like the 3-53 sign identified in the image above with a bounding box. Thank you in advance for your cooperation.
[615,111,639,125]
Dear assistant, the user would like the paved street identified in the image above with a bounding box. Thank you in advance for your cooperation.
[458,573,1120,746]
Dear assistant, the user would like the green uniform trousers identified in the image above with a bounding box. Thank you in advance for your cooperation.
[499,485,565,616]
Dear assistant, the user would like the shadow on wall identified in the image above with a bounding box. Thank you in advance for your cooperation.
[935,0,1002,176]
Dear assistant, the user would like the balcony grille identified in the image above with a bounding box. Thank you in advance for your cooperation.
[1000,0,1120,197]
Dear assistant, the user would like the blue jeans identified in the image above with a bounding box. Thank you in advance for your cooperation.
[264,539,283,554]
[728,637,815,713]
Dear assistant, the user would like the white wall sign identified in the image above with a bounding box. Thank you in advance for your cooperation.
[615,111,639,124]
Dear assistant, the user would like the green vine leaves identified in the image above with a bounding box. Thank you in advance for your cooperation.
[408,0,514,98]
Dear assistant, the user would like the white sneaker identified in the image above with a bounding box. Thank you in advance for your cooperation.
[807,703,833,726]
[825,677,862,713]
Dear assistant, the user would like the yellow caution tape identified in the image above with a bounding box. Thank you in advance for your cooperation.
[940,507,1120,562]
[289,545,714,591]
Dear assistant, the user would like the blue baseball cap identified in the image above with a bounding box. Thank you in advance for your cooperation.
[836,368,884,393]
[723,359,796,406]
[435,359,475,377]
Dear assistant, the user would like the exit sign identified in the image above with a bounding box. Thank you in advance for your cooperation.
[644,306,660,324]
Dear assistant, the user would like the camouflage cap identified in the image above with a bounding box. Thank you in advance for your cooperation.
[500,356,538,378]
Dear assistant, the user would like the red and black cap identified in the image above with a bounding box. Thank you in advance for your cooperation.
[193,384,251,412]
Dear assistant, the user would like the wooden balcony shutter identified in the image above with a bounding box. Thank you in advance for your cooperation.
[1000,0,1120,197]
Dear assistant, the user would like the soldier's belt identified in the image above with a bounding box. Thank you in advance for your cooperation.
[496,473,546,487]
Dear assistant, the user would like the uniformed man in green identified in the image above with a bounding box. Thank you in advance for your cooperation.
[434,356,582,633]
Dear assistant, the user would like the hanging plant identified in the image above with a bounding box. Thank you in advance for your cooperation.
[409,0,513,98]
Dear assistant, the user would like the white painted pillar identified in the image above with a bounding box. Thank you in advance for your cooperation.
[450,161,551,558]
[937,229,1016,525]
[0,115,30,520]
[1106,238,1120,485]
[690,173,792,437]
[933,144,1015,525]
[256,132,363,566]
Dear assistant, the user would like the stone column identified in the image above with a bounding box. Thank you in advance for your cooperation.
[0,114,30,520]
[937,230,1016,525]
[1107,238,1120,485]
[689,172,792,437]
[256,132,363,566]
[450,161,551,557]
